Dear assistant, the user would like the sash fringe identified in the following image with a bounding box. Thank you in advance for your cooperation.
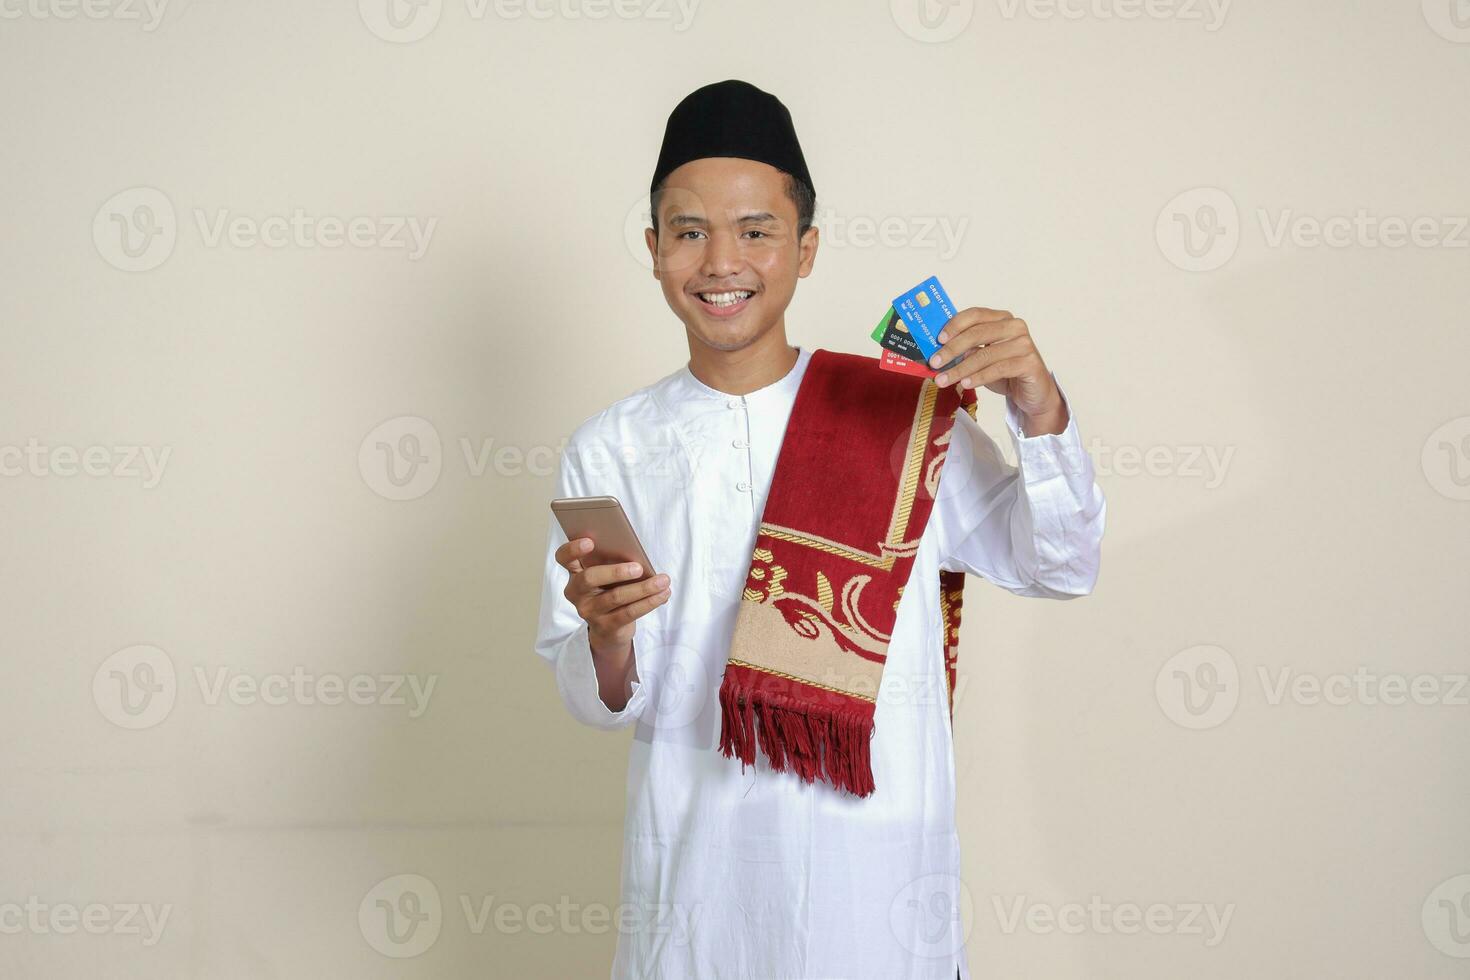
[718,678,876,798]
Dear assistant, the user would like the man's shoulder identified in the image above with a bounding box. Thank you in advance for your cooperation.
[562,362,685,450]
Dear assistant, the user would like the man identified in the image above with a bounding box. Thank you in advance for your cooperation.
[534,80,1106,980]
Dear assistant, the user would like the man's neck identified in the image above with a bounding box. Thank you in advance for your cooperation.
[686,326,800,396]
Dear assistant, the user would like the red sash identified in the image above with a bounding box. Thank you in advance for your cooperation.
[717,349,977,797]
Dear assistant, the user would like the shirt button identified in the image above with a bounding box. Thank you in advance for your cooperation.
[732,438,748,449]
[736,481,751,492]
[727,399,740,410]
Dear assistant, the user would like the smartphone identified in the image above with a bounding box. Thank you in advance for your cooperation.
[550,495,656,584]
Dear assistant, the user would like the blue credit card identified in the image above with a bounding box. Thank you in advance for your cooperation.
[891,276,962,371]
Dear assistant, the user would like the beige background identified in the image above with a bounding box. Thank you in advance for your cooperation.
[3,0,1468,976]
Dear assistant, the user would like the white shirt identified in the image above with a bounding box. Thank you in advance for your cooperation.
[535,345,1106,980]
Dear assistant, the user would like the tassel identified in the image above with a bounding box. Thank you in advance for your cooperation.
[719,673,876,798]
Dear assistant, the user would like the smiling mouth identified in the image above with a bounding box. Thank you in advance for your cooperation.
[694,289,755,310]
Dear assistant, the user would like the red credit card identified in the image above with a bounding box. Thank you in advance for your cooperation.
[877,348,936,378]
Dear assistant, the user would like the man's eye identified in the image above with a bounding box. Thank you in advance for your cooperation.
[744,230,768,239]
[678,230,706,240]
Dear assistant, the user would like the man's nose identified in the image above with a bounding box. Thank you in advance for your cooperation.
[699,229,741,278]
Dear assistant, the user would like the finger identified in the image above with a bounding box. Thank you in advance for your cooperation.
[934,336,1031,387]
[605,584,673,627]
[929,318,1028,370]
[581,560,649,591]
[943,308,1013,335]
[948,354,1032,391]
[566,553,641,605]
[555,537,593,574]
[588,573,672,616]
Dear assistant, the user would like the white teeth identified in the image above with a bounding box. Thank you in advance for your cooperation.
[699,290,753,308]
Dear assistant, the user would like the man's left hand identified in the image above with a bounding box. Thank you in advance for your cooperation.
[928,308,1069,437]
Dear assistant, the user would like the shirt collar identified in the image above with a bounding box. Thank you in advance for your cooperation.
[672,345,812,407]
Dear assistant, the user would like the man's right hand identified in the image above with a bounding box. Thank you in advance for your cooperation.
[556,537,672,660]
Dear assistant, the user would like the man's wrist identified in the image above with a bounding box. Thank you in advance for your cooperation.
[589,629,632,662]
[1021,398,1069,437]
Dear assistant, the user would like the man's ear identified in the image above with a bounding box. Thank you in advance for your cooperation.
[644,226,660,281]
[797,225,819,279]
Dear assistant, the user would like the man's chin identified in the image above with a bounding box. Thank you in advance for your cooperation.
[685,315,767,353]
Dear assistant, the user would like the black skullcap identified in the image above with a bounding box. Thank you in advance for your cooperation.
[649,79,814,199]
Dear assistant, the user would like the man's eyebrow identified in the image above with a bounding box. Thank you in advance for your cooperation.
[664,211,781,227]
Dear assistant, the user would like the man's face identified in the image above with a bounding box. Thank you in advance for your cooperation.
[645,157,818,353]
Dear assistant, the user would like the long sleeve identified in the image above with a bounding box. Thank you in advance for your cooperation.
[533,438,648,730]
[931,374,1106,598]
